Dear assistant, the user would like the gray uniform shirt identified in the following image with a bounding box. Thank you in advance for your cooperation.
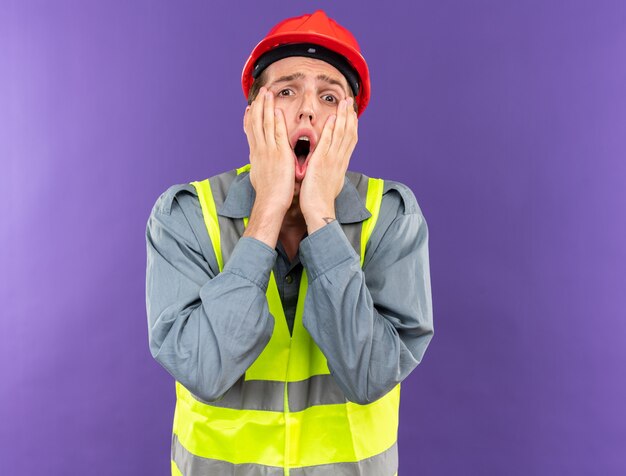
[145,170,434,405]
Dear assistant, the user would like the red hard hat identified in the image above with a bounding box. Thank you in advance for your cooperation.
[241,10,371,117]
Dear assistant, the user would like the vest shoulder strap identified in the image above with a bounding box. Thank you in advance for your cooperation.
[344,170,384,264]
[191,166,385,271]
[190,168,239,272]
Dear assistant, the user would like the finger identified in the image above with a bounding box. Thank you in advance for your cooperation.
[263,90,275,148]
[251,87,267,147]
[274,108,291,153]
[338,98,358,160]
[312,113,337,160]
[330,98,349,156]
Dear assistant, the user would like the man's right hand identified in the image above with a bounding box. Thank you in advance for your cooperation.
[242,86,294,248]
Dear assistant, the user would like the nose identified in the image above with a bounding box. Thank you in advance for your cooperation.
[297,92,316,123]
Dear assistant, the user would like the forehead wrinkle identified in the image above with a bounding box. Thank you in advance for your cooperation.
[270,72,306,85]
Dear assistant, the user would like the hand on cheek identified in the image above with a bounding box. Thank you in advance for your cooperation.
[300,96,359,232]
[243,87,295,215]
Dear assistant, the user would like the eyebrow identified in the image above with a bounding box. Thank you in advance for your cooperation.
[316,74,346,91]
[271,72,306,84]
[270,72,348,94]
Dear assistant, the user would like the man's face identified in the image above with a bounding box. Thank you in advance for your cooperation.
[261,56,352,186]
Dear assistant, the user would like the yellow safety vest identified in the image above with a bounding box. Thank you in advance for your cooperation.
[171,164,400,476]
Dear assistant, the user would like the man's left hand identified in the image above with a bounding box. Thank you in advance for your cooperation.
[300,97,358,233]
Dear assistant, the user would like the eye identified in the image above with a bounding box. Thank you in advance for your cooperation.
[322,94,337,103]
[277,88,294,97]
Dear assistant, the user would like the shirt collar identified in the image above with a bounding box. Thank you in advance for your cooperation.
[218,171,371,224]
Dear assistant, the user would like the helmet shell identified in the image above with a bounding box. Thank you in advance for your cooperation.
[242,10,371,117]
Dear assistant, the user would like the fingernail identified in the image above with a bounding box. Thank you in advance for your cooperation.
[265,91,271,99]
[274,108,280,117]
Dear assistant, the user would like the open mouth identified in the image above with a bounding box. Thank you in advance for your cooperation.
[294,138,311,164]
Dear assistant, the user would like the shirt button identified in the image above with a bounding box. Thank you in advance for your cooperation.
[285,274,293,284]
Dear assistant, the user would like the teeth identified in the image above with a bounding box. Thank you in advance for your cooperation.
[297,136,310,141]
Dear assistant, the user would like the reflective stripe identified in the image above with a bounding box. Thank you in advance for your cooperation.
[208,170,242,266]
[290,442,398,475]
[190,179,224,271]
[172,433,398,476]
[361,177,384,266]
[188,377,285,412]
[236,163,252,175]
[172,433,284,475]
[174,382,400,467]
[186,374,348,413]
[183,375,351,416]
[288,375,347,412]
[171,459,183,476]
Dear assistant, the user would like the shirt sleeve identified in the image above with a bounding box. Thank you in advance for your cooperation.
[298,186,434,405]
[145,185,276,402]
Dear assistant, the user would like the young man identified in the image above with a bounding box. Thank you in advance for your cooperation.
[146,10,434,476]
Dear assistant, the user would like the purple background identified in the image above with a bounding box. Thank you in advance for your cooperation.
[2,1,625,474]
